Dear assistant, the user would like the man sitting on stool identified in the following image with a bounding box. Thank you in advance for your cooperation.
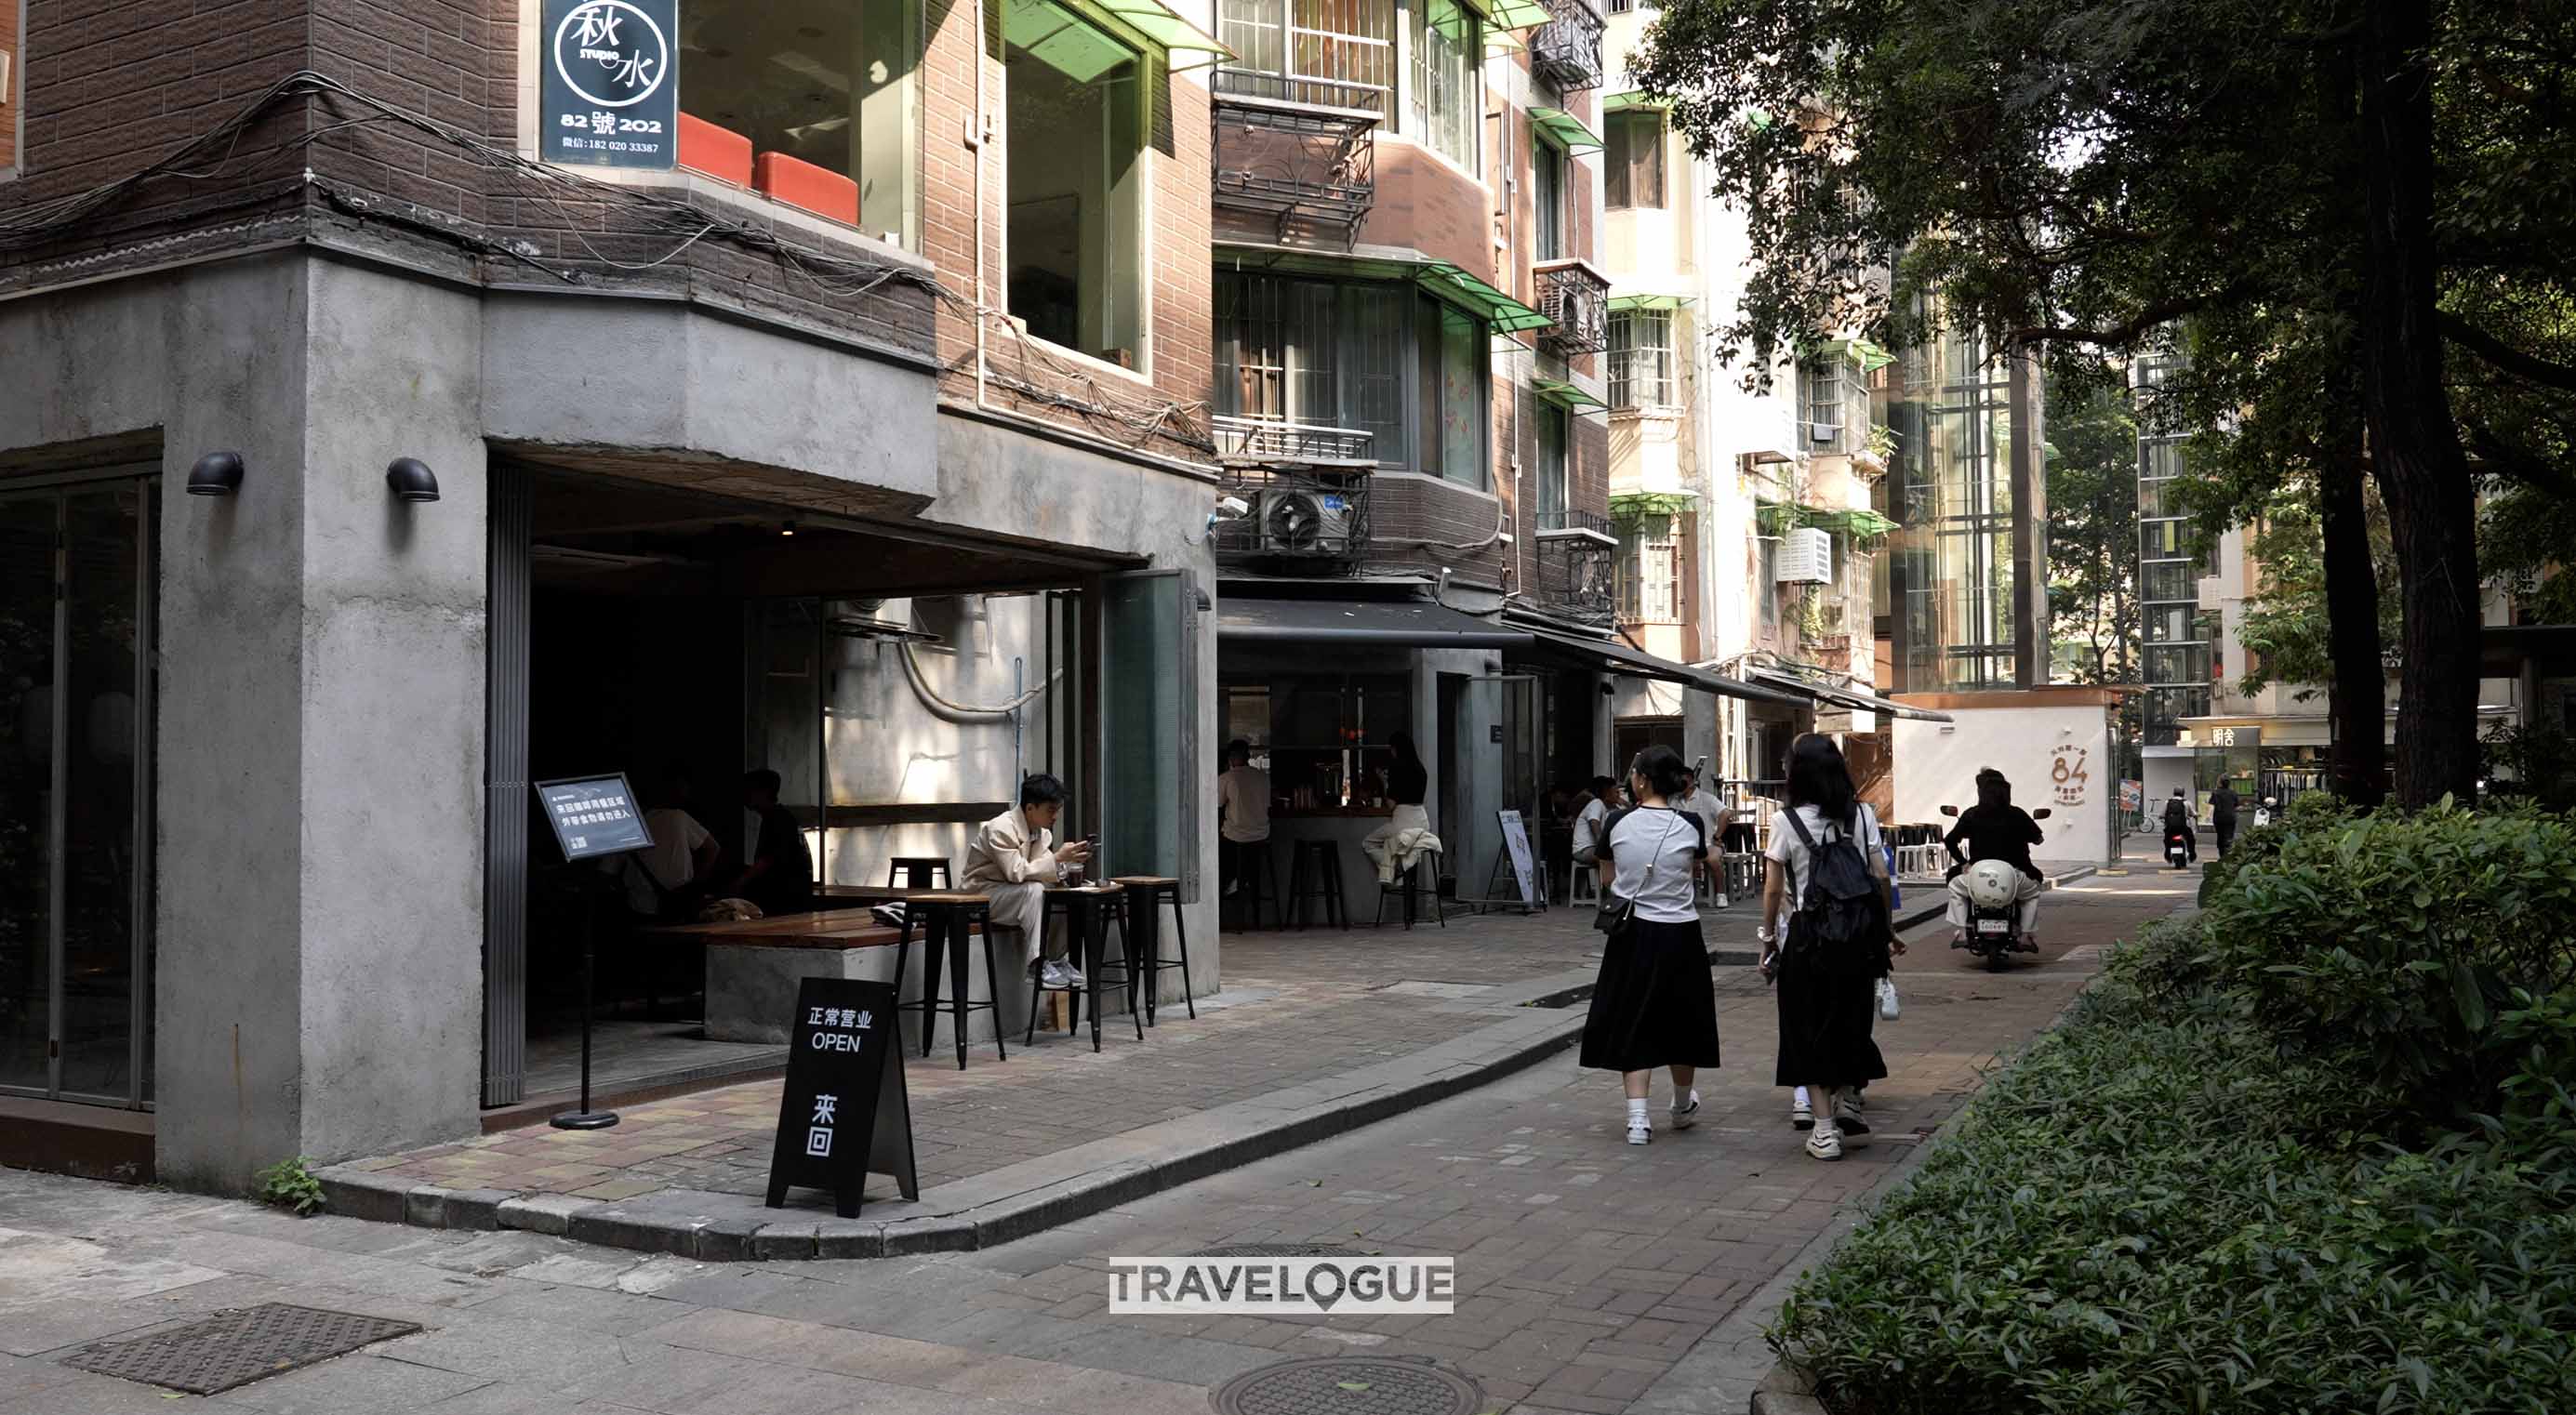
[964,774,1093,989]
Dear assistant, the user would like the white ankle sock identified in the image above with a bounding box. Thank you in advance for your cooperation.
[1676,1088,1698,1109]
[1625,1098,1649,1126]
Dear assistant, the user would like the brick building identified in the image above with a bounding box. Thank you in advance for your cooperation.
[1,0,1228,1186]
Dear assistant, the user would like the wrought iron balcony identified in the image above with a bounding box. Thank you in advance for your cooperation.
[1532,509,1616,623]
[1211,69,1385,248]
[1530,0,1606,93]
[1534,259,1612,356]
[1211,416,1376,562]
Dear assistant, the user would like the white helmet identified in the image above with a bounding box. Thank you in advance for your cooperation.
[1965,859,2021,910]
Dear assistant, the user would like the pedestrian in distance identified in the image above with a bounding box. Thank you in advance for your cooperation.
[1759,733,1900,1162]
[1581,745,1723,1146]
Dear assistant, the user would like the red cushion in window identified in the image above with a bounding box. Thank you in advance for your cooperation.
[676,112,752,186]
[754,152,858,226]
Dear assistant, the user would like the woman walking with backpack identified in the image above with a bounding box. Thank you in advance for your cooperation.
[1758,734,1902,1161]
[1582,745,1723,1146]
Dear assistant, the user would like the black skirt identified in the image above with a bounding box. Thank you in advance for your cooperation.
[1579,917,1722,1072]
[1772,917,1888,1088]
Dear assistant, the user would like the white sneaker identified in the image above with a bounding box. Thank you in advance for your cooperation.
[1062,962,1086,988]
[1836,1092,1869,1136]
[1626,1119,1652,1145]
[1036,959,1073,989]
[1791,1100,1813,1131]
[1805,1125,1843,1161]
[1670,1092,1700,1131]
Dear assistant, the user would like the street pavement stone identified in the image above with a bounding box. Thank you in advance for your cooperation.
[0,866,2188,1414]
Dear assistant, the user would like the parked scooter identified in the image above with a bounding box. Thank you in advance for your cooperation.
[2252,795,2277,829]
[1937,804,2052,972]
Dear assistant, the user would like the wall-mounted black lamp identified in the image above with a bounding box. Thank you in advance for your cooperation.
[187,450,245,496]
[385,457,441,503]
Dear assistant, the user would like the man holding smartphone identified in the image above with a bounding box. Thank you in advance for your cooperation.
[964,774,1093,988]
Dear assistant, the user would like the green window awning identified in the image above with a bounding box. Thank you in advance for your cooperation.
[1756,501,1900,540]
[1608,292,1693,311]
[1528,107,1603,153]
[1815,336,1894,372]
[1481,26,1526,56]
[1604,90,1670,113]
[1006,0,1232,76]
[1418,261,1553,334]
[1464,0,1555,30]
[1532,376,1606,411]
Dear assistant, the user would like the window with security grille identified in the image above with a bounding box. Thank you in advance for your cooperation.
[1409,0,1481,167]
[1618,523,1681,623]
[1608,309,1674,407]
[1801,360,1847,451]
[1215,0,1397,109]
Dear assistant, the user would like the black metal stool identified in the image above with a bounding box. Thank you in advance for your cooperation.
[1372,850,1448,930]
[1026,886,1144,1052]
[1285,840,1348,930]
[892,891,1006,1070]
[1227,843,1278,930]
[1113,876,1195,1025]
[886,856,953,890]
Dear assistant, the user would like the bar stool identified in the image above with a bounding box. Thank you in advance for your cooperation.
[886,856,952,890]
[892,892,1006,1070]
[1228,845,1279,930]
[1284,840,1348,930]
[1569,859,1600,905]
[1372,850,1447,930]
[1112,876,1195,1024]
[1027,886,1144,1052]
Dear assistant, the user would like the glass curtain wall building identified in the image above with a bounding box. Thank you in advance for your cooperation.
[1877,318,2018,692]
[2133,355,2211,744]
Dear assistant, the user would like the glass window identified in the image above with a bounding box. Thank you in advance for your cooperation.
[1216,0,1397,109]
[2141,519,2188,558]
[1536,401,1568,522]
[1607,309,1674,407]
[1408,0,1481,167]
[1006,2,1147,365]
[1534,140,1565,260]
[1418,297,1486,486]
[1214,270,1484,474]
[2141,560,2199,602]
[680,0,922,245]
[1604,110,1664,208]
[1801,360,1846,451]
[1617,522,1681,623]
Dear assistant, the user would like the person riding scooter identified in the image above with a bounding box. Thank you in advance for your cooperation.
[1943,768,2047,949]
[2162,787,2198,867]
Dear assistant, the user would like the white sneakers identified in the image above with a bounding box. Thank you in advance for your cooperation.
[1791,1096,1814,1131]
[1837,1091,1869,1136]
[1670,1091,1700,1131]
[1627,1119,1653,1145]
[1032,959,1086,989]
[1805,1125,1844,1161]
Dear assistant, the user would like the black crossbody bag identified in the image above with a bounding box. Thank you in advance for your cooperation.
[1593,812,1681,943]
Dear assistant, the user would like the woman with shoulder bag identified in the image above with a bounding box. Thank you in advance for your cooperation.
[1581,745,1723,1146]
[1759,734,1903,1162]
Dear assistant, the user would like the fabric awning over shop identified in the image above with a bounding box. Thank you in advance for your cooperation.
[1518,625,1807,705]
[1528,107,1604,153]
[1745,667,1954,722]
[1419,261,1554,334]
[1218,597,1531,648]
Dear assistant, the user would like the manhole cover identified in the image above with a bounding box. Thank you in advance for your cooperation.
[1213,1357,1481,1415]
[62,1303,420,1395]
[1192,1243,1368,1258]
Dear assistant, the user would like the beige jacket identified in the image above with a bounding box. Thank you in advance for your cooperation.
[963,806,1063,889]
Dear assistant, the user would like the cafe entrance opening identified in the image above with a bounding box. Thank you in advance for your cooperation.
[485,463,1198,1110]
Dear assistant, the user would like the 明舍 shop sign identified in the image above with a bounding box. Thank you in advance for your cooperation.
[541,0,678,170]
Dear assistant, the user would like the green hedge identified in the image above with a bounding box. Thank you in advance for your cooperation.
[1773,805,2576,1414]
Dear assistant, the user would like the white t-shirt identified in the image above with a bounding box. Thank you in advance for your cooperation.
[1682,791,1731,849]
[1603,806,1708,924]
[1218,766,1272,843]
[1571,796,1610,854]
[1764,802,1883,907]
[614,807,711,915]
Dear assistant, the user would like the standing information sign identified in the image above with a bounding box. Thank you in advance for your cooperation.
[766,977,920,1219]
[540,0,679,170]
[534,774,652,1130]
[1484,809,1544,912]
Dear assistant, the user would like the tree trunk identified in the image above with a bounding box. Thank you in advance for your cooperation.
[2317,446,2386,806]
[2360,0,2483,805]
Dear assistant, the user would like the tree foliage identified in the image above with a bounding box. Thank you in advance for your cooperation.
[2232,483,2401,700]
[2043,377,2138,687]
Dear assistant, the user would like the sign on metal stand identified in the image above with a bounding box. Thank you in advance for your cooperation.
[765,977,919,1219]
[533,774,651,1130]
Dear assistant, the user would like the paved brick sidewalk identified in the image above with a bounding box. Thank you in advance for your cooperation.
[0,868,2188,1415]
[336,900,1767,1210]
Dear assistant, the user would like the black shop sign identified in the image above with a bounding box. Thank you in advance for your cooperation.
[540,0,678,170]
[765,977,919,1219]
[535,774,654,862]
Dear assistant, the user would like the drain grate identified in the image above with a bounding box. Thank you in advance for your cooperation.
[1213,1356,1481,1415]
[1191,1243,1369,1258]
[62,1303,421,1395]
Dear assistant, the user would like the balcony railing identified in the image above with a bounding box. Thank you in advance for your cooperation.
[1211,69,1385,248]
[1211,416,1376,562]
[1533,510,1615,622]
[1535,259,1612,356]
[1532,509,1615,539]
[1529,0,1606,93]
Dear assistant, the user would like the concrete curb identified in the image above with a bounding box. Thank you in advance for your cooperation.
[318,997,1591,1263]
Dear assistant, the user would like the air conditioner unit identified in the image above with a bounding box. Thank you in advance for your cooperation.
[1256,487,1356,554]
[1773,526,1835,585]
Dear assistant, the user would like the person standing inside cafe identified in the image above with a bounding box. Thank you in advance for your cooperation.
[1217,739,1270,897]
[732,769,814,918]
[965,774,1094,988]
[1361,731,1434,884]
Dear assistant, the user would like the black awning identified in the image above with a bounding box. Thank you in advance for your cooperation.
[1745,667,1954,722]
[1516,626,1807,706]
[1216,596,1531,648]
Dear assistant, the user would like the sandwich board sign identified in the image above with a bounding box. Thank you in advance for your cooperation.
[765,977,918,1219]
[1496,809,1541,909]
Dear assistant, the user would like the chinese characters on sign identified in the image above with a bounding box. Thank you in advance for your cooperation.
[540,0,677,169]
[2049,745,2091,808]
[535,774,654,861]
[767,978,916,1219]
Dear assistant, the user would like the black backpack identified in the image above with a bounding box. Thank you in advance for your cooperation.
[1781,809,1886,976]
